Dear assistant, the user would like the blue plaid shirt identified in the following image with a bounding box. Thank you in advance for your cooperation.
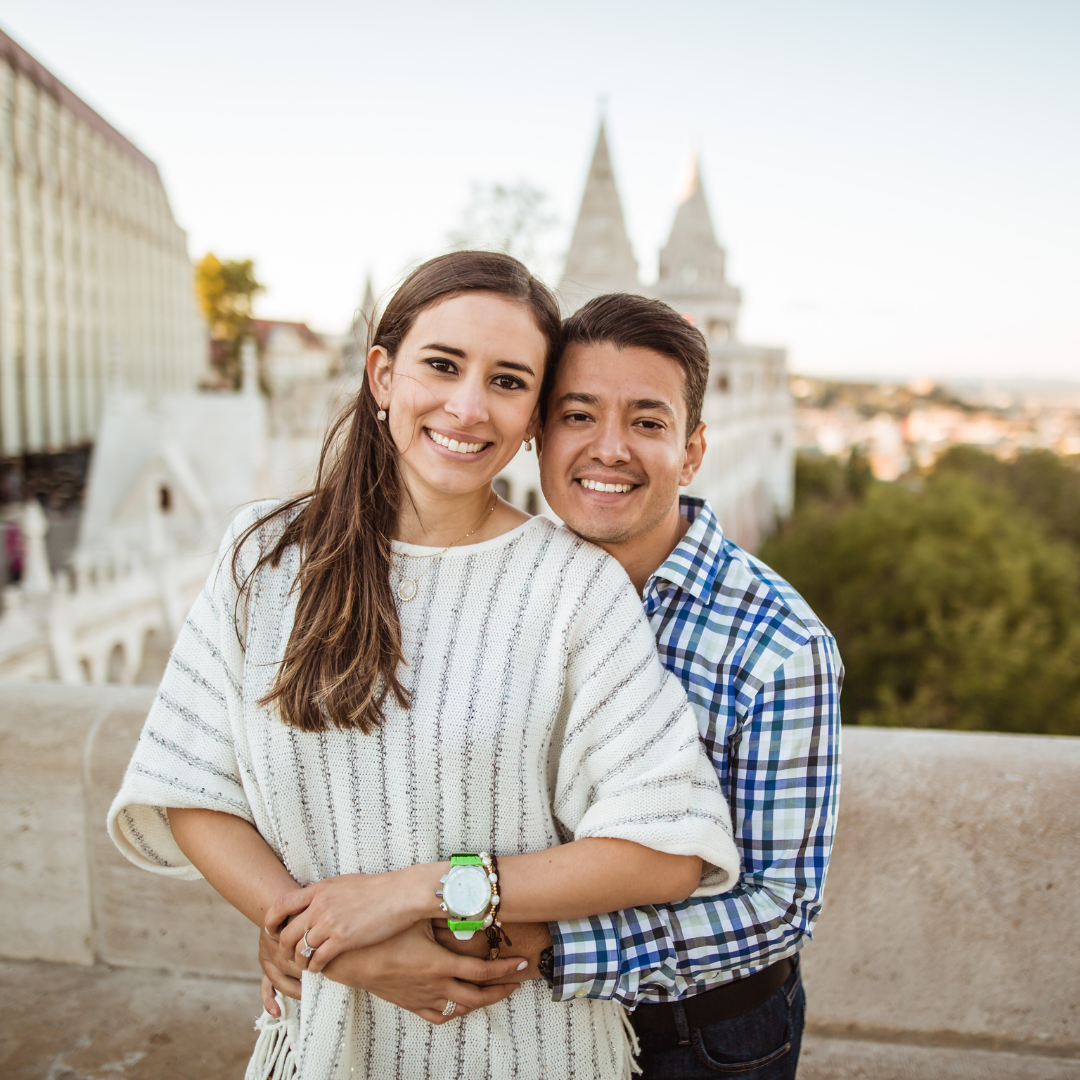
[550,496,842,1005]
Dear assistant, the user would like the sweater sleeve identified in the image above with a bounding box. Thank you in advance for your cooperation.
[106,505,271,880]
[550,558,740,894]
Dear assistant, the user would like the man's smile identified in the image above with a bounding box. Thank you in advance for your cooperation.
[575,477,639,494]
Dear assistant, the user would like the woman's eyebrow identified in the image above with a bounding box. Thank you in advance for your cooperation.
[420,342,467,358]
[496,360,535,375]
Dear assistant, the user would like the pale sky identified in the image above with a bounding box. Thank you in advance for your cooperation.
[4,0,1078,380]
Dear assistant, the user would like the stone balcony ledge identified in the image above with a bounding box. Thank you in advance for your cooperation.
[2,682,1078,1078]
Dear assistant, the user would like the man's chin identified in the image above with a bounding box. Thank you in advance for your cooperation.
[559,514,635,547]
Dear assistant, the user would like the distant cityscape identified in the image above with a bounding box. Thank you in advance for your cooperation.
[792,376,1080,482]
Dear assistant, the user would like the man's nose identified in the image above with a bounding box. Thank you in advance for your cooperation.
[588,419,631,465]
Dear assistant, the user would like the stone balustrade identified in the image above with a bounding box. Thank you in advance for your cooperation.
[2,682,1078,1076]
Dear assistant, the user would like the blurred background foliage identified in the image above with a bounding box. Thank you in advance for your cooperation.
[194,253,264,388]
[760,448,1080,735]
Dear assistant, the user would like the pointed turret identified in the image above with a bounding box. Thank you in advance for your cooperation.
[652,157,741,341]
[559,122,639,313]
[360,275,376,329]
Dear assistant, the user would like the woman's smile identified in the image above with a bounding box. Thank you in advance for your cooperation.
[423,427,492,457]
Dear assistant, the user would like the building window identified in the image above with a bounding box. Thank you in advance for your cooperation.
[159,485,172,512]
[717,373,730,393]
[493,477,511,502]
[526,489,539,515]
[707,319,729,341]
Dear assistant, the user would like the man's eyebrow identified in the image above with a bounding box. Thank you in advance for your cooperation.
[556,391,601,407]
[630,398,677,418]
[420,342,467,358]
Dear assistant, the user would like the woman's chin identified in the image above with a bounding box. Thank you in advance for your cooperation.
[403,452,507,498]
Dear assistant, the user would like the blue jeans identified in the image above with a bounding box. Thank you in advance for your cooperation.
[632,960,805,1079]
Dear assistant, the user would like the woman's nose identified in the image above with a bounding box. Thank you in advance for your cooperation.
[444,378,489,427]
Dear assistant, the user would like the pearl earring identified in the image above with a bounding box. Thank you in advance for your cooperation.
[377,407,387,421]
[523,437,532,452]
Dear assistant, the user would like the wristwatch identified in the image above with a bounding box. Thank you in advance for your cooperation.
[538,946,555,988]
[438,853,497,940]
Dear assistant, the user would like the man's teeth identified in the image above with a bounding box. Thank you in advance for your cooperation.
[579,479,634,493]
[426,430,488,454]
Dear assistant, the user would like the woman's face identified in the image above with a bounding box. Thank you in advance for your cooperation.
[366,292,547,501]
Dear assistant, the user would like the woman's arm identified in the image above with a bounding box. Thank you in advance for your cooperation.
[167,807,298,927]
[268,838,701,974]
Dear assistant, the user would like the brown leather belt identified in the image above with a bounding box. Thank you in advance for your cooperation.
[629,957,793,1034]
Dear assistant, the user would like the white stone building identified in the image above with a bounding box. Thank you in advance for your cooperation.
[500,122,793,551]
[0,335,359,684]
[0,29,205,461]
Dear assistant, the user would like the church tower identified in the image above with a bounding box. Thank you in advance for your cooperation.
[652,157,742,342]
[558,121,640,313]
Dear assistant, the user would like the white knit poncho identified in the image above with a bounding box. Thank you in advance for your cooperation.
[108,506,739,1080]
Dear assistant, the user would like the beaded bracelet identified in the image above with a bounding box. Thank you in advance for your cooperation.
[483,853,513,960]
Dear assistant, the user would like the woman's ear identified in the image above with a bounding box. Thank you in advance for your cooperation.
[365,346,392,408]
[525,402,542,441]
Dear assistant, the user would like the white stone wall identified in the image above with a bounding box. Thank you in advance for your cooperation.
[692,342,793,552]
[0,34,205,458]
[4,685,1078,1070]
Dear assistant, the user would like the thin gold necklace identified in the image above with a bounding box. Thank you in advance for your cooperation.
[394,490,498,602]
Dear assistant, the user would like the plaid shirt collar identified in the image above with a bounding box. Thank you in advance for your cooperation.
[644,495,724,606]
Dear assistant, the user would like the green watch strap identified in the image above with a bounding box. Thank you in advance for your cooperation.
[449,853,483,866]
[447,918,485,931]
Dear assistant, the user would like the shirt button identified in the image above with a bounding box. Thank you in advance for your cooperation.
[574,989,587,998]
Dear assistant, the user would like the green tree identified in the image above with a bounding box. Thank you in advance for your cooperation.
[761,467,1080,735]
[195,253,264,388]
[935,445,1080,548]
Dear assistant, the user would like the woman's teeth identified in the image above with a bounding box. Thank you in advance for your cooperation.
[579,479,634,493]
[426,429,488,454]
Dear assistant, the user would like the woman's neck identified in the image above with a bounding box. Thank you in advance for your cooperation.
[393,482,498,548]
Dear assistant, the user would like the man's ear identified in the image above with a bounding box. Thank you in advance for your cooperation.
[680,422,706,486]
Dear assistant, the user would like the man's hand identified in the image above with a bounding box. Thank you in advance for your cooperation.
[259,926,302,1015]
[433,922,553,985]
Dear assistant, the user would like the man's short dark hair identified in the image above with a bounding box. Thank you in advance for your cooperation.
[557,293,710,441]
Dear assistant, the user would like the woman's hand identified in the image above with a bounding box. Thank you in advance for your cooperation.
[321,921,526,1025]
[266,864,447,973]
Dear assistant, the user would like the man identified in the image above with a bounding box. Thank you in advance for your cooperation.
[517,293,841,1077]
[259,293,841,1080]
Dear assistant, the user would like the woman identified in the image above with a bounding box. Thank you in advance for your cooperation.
[108,251,739,1080]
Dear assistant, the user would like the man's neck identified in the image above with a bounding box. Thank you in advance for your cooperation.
[597,501,691,596]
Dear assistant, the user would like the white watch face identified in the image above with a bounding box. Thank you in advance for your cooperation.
[444,864,491,918]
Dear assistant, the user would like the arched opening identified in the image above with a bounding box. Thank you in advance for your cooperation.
[135,627,171,686]
[493,477,511,503]
[79,658,93,684]
[525,490,539,516]
[106,643,126,684]
[159,485,172,512]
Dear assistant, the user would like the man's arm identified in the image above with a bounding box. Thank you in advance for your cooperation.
[548,634,842,1005]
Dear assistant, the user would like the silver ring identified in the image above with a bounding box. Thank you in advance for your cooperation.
[300,929,315,959]
[441,999,456,1017]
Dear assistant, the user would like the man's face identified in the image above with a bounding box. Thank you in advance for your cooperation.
[539,341,704,546]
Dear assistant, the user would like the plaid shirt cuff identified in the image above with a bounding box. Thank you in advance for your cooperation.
[549,914,625,1001]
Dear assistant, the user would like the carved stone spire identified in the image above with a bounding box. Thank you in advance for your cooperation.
[653,156,741,341]
[559,121,639,313]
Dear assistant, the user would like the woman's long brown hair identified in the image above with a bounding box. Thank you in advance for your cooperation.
[231,251,562,733]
